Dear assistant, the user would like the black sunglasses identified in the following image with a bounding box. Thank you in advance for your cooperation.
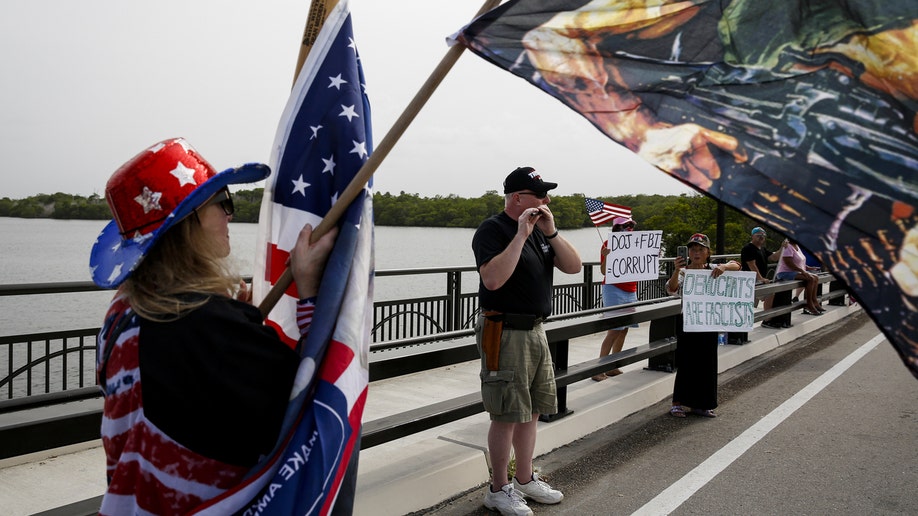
[613,223,635,231]
[202,189,235,216]
[518,191,548,199]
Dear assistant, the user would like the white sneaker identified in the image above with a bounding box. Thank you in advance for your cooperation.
[513,473,564,504]
[483,483,532,516]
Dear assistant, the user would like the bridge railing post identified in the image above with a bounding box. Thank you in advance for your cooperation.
[541,337,572,422]
[647,313,678,372]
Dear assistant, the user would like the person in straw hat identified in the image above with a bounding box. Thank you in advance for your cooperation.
[89,137,337,515]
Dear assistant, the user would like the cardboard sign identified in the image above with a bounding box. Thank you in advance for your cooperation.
[604,230,662,283]
[681,269,757,332]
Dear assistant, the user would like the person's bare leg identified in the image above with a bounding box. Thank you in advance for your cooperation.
[605,329,628,375]
[488,421,515,490]
[593,330,616,381]
[807,277,821,311]
[510,417,539,483]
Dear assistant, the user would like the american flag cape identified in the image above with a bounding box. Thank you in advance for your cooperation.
[191,2,373,514]
[455,0,918,378]
[585,197,631,227]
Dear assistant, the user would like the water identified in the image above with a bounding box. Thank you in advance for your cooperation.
[0,217,606,336]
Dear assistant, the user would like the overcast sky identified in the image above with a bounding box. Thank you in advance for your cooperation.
[0,0,696,200]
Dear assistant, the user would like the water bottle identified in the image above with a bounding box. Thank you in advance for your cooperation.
[717,332,726,346]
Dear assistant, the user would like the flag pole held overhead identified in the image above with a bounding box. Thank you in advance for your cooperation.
[258,0,502,318]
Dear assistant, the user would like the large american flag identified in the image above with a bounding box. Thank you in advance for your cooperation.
[192,1,373,513]
[585,197,631,227]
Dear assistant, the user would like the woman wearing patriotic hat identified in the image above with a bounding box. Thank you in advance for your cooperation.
[89,138,337,515]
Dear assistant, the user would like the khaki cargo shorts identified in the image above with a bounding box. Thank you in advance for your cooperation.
[475,315,557,423]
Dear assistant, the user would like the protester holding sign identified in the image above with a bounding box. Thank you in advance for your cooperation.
[594,215,643,381]
[665,233,741,418]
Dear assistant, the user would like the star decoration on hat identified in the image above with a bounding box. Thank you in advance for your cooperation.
[107,263,123,284]
[134,186,163,213]
[173,138,193,153]
[170,162,197,187]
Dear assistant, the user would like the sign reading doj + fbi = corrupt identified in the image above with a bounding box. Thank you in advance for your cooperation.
[604,230,662,283]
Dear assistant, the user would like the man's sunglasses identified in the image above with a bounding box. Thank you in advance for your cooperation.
[518,191,548,199]
[613,223,635,231]
[202,189,235,216]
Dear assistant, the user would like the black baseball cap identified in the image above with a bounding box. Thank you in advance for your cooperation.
[503,166,558,194]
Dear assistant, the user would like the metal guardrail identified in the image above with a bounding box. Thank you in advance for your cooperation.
[0,260,685,401]
[0,329,98,400]
[1,273,848,516]
[2,275,842,456]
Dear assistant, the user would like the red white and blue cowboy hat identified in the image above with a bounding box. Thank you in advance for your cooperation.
[89,137,270,289]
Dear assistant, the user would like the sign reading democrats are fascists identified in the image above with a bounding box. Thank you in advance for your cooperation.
[604,230,662,283]
[682,269,757,333]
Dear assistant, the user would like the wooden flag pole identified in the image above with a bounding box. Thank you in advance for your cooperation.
[292,0,340,87]
[259,0,502,317]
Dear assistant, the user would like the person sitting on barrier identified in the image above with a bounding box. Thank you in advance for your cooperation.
[472,166,582,515]
[88,138,338,515]
[665,233,740,418]
[775,238,824,315]
[792,246,823,302]
[592,215,640,381]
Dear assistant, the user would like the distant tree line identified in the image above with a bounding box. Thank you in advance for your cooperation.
[0,189,784,254]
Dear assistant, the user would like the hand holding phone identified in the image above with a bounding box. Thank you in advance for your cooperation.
[677,245,688,266]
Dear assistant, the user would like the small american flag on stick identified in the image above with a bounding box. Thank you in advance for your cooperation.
[585,197,631,226]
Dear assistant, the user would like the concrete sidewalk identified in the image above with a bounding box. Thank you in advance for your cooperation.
[355,302,860,514]
[0,303,860,515]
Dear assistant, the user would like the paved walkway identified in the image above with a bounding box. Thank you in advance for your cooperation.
[423,310,917,516]
[0,302,861,515]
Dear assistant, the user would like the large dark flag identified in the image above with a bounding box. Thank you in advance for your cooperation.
[192,1,373,513]
[454,0,918,377]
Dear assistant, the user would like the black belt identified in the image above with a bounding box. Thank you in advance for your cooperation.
[482,310,544,330]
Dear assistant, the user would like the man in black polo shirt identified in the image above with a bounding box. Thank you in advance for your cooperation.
[472,167,581,515]
[741,226,784,331]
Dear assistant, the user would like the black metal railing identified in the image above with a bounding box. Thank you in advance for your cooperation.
[0,329,98,400]
[0,273,846,458]
[0,258,728,400]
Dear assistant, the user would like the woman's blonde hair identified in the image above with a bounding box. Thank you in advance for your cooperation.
[121,214,239,321]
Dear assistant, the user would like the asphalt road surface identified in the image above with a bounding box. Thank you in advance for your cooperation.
[421,312,918,516]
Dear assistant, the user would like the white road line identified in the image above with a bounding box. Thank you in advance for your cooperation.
[632,333,886,516]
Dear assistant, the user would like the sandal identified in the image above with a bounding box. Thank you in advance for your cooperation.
[802,308,822,316]
[669,405,686,418]
[691,408,717,418]
[591,374,608,382]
